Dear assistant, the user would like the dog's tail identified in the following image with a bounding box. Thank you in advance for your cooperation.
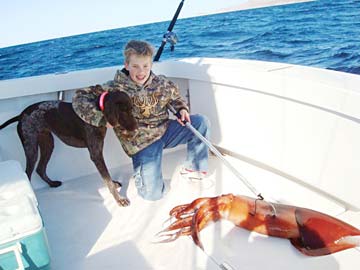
[0,115,20,130]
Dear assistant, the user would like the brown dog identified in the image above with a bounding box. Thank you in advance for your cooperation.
[0,86,137,206]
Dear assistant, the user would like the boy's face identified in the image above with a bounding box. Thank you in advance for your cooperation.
[125,55,152,86]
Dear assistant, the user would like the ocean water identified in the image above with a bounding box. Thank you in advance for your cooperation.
[0,0,359,81]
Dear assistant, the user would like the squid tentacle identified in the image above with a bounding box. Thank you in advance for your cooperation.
[191,201,224,250]
[170,197,213,219]
[163,216,193,232]
[156,227,192,243]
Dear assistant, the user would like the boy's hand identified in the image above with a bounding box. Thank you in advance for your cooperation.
[177,109,191,126]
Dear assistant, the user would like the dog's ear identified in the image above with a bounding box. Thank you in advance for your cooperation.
[102,92,132,127]
[103,97,119,126]
[95,85,103,91]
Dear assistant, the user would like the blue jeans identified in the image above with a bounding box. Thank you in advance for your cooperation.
[131,114,210,200]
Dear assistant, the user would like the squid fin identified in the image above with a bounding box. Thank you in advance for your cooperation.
[290,208,360,256]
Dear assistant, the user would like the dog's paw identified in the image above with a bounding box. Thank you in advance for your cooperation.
[117,197,130,207]
[49,180,62,188]
[112,180,122,189]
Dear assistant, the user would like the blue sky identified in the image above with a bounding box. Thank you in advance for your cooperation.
[1,0,247,48]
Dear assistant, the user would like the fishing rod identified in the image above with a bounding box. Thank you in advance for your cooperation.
[154,0,185,62]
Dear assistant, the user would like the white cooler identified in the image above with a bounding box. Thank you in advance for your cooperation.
[0,160,51,270]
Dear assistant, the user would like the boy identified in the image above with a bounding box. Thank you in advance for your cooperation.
[72,40,210,201]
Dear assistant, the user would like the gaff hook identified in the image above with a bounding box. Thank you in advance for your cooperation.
[249,194,277,217]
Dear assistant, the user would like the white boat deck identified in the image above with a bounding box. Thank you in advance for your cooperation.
[34,148,360,270]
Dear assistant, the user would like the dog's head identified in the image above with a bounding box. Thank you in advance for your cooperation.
[102,91,138,131]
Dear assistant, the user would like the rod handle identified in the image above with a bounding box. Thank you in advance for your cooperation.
[167,104,187,124]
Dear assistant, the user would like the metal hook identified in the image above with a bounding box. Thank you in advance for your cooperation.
[249,195,262,216]
[249,194,277,217]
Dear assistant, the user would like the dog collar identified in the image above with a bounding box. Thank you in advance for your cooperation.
[99,91,109,111]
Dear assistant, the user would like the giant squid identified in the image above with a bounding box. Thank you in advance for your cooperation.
[158,194,360,256]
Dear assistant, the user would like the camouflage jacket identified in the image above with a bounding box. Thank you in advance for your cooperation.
[72,69,189,156]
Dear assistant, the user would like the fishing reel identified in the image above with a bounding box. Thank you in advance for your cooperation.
[163,31,178,52]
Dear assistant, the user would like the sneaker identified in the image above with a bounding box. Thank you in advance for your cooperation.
[179,167,207,181]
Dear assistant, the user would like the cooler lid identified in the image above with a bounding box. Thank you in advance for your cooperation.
[0,160,42,244]
[0,196,43,244]
[0,160,37,205]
